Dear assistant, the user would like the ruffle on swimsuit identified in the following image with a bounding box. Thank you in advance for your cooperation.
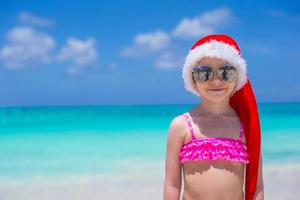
[179,112,249,164]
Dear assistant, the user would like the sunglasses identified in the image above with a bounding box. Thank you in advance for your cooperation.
[192,65,238,82]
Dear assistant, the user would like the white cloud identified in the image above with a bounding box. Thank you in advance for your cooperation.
[120,7,237,66]
[0,26,55,69]
[19,11,54,27]
[172,7,236,39]
[0,12,99,75]
[135,31,170,50]
[57,37,98,75]
[120,30,170,58]
[156,52,183,69]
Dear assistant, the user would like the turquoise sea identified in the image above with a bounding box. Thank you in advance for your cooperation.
[0,103,300,199]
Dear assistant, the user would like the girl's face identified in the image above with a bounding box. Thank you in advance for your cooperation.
[192,57,237,103]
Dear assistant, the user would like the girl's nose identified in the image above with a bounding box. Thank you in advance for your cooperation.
[209,71,223,85]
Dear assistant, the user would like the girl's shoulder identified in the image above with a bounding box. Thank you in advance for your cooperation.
[167,113,188,141]
[168,113,187,132]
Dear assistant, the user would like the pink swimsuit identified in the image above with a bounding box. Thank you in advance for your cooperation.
[179,112,249,164]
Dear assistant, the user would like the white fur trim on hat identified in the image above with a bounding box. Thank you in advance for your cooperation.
[182,39,248,97]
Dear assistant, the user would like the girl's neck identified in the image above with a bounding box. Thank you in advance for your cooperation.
[196,99,233,117]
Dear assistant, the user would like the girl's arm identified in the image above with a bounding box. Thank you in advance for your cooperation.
[163,116,186,200]
[253,151,264,200]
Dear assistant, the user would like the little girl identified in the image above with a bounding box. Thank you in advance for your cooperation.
[163,35,264,200]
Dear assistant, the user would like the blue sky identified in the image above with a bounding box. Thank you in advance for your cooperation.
[0,0,300,107]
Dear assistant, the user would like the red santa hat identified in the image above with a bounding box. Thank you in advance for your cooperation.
[182,34,261,200]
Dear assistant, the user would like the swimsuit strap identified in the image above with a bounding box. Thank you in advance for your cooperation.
[183,112,196,140]
[238,124,244,142]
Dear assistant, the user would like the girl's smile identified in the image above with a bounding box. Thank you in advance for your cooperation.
[207,88,226,91]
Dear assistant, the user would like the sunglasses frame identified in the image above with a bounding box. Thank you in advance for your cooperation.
[191,64,238,83]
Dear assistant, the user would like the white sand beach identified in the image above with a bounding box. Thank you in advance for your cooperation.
[0,160,299,200]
